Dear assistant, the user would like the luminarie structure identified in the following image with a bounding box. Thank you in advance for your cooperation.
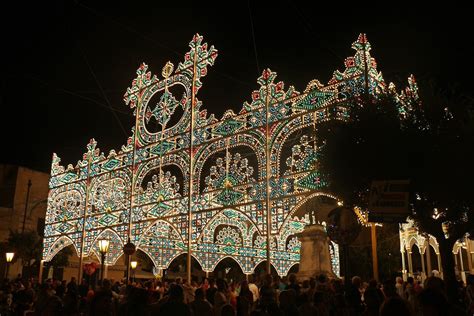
[42,34,417,279]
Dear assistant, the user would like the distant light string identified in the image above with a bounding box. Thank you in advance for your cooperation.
[248,0,261,76]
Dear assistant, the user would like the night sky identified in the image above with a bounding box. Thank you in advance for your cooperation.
[1,1,472,173]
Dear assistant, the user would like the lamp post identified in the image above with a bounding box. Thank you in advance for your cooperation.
[327,207,361,291]
[130,261,137,283]
[98,239,110,283]
[5,252,14,280]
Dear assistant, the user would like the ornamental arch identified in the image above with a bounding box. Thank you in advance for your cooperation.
[43,34,418,279]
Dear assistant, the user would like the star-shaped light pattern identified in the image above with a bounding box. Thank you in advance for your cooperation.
[145,89,180,127]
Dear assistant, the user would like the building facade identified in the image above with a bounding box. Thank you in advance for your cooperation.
[0,165,49,278]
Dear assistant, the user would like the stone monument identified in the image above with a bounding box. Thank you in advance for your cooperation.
[297,223,334,280]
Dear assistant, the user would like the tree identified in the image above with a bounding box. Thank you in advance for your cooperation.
[7,230,42,279]
[317,78,474,302]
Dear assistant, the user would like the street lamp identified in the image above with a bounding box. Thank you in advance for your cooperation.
[130,261,137,283]
[98,239,110,282]
[5,252,14,279]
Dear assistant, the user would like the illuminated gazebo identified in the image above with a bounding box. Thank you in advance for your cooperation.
[399,220,474,282]
[41,34,417,281]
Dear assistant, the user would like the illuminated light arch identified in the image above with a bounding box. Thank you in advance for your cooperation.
[199,209,258,245]
[44,235,80,262]
[194,138,265,193]
[89,228,125,265]
[253,258,284,276]
[44,33,417,278]
[209,255,246,274]
[136,219,185,269]
[278,191,339,237]
[135,153,188,190]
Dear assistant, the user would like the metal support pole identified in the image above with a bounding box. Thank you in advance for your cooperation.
[38,260,44,283]
[264,72,272,275]
[370,223,378,281]
[5,262,10,280]
[343,244,350,290]
[187,42,198,285]
[22,180,32,233]
[426,238,432,276]
[78,153,93,282]
[100,252,106,282]
[125,253,130,283]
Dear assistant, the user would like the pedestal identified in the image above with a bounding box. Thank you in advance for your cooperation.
[296,224,334,280]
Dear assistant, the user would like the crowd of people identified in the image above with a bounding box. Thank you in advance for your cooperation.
[0,272,473,315]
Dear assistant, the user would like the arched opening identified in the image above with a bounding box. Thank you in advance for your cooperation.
[254,261,278,279]
[278,125,316,177]
[198,144,258,195]
[43,244,77,282]
[212,257,244,283]
[411,244,422,276]
[165,253,204,282]
[288,263,299,275]
[428,245,438,271]
[128,249,156,281]
[458,247,469,272]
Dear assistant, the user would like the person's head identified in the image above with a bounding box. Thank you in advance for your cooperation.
[467,274,474,286]
[395,276,403,285]
[302,279,309,289]
[351,276,361,288]
[221,304,235,316]
[209,278,216,287]
[102,279,111,290]
[288,273,297,284]
[175,277,182,285]
[382,278,397,297]
[240,280,249,292]
[194,288,205,300]
[309,277,316,289]
[380,297,412,316]
[279,289,296,308]
[417,288,448,316]
[407,276,414,285]
[216,278,228,292]
[424,276,445,293]
[317,273,327,284]
[168,284,184,302]
[203,278,209,286]
[263,274,273,287]
[313,291,325,304]
[368,279,377,288]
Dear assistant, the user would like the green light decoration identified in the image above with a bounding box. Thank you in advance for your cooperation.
[43,34,417,276]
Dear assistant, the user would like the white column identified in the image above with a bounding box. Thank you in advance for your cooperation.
[426,241,432,276]
[401,250,407,281]
[437,253,443,278]
[407,250,413,276]
[454,252,459,271]
[466,239,473,274]
[420,250,426,280]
